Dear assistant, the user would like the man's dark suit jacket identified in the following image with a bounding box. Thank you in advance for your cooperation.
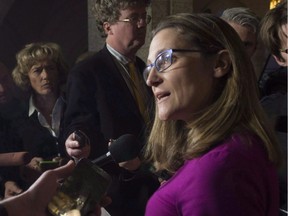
[62,45,159,216]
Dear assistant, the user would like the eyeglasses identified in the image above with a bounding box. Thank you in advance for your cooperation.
[143,49,207,81]
[280,48,288,54]
[118,15,151,25]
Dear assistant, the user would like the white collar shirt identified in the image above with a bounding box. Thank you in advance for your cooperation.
[28,96,64,137]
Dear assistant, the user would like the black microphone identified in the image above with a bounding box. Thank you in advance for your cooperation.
[92,134,142,167]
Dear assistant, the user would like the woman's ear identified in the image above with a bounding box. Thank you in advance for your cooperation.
[103,22,112,35]
[213,50,231,78]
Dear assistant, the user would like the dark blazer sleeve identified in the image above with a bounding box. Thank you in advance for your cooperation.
[62,49,108,159]
[61,46,151,159]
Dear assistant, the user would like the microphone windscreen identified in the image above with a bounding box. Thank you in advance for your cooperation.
[109,134,141,163]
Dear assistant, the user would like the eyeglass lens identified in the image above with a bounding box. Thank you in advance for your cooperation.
[143,50,173,81]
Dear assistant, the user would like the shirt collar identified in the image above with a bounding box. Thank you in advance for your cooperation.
[28,96,37,117]
[28,95,64,117]
[106,44,134,65]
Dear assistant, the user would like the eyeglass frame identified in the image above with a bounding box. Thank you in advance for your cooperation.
[118,14,151,25]
[143,48,217,81]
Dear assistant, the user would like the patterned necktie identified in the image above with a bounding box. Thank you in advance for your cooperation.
[127,62,149,123]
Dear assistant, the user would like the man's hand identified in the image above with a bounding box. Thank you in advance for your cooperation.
[65,132,91,160]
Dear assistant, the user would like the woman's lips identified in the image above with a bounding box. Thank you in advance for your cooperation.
[155,92,170,102]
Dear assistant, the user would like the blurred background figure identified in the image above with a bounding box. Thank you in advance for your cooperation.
[0,62,25,200]
[0,61,25,119]
[0,62,14,106]
[221,7,260,58]
[10,42,69,191]
[220,7,266,80]
[258,0,287,215]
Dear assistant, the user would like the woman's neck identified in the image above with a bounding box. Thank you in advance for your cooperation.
[33,93,58,125]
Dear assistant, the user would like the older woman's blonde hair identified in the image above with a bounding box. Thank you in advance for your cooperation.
[145,13,281,173]
[12,42,68,91]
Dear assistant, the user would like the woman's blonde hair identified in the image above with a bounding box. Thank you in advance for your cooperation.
[12,42,68,91]
[145,13,281,173]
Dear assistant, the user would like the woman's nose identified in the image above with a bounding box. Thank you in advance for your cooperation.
[41,69,49,80]
[146,67,162,87]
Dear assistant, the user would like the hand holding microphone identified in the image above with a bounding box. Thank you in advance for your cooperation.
[48,134,142,216]
[92,134,142,171]
[65,130,91,160]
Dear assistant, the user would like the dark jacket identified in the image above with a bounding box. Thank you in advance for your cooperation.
[63,46,154,158]
[15,96,66,159]
[62,45,158,216]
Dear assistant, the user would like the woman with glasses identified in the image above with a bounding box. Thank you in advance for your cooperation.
[144,13,280,216]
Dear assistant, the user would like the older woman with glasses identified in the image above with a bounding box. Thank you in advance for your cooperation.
[143,13,280,216]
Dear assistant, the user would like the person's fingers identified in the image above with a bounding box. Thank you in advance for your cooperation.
[51,160,76,179]
[10,184,23,194]
[108,139,114,147]
[118,157,141,171]
[65,209,81,216]
[5,182,23,198]
[26,160,75,197]
[66,133,80,149]
[72,132,76,140]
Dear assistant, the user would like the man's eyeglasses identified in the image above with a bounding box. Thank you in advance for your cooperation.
[143,49,209,81]
[280,48,288,54]
[118,15,151,25]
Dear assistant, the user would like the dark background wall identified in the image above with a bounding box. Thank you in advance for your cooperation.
[0,0,271,77]
[0,0,88,70]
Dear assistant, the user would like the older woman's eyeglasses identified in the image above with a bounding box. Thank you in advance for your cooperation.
[143,49,204,81]
[118,15,151,25]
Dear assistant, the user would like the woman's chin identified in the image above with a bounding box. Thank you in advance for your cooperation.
[158,112,171,121]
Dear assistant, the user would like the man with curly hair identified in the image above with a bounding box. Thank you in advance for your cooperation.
[62,0,159,215]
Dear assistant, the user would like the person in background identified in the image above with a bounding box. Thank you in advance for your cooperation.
[62,0,159,215]
[259,0,287,97]
[143,13,280,216]
[0,61,24,149]
[220,7,260,58]
[258,1,287,215]
[0,62,24,118]
[0,63,13,106]
[11,42,69,190]
[0,62,26,199]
